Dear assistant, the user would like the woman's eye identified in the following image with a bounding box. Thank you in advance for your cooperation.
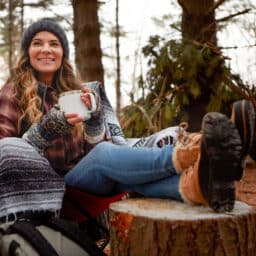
[51,42,60,47]
[32,41,41,46]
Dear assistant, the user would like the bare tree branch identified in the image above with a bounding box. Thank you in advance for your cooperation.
[220,43,256,50]
[216,8,251,23]
[156,75,168,105]
[207,0,226,14]
[224,76,256,108]
[131,104,157,132]
[50,10,73,26]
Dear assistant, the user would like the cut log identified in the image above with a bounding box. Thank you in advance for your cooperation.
[109,198,256,256]
[236,164,256,207]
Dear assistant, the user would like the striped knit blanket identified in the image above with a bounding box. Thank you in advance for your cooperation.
[0,138,65,221]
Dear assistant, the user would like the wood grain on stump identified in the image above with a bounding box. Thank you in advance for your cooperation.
[109,198,256,256]
[236,164,256,207]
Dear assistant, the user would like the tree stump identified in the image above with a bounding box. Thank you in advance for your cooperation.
[109,198,256,256]
[236,163,256,207]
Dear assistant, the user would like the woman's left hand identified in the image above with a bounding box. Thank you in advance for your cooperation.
[80,87,93,109]
[81,86,102,121]
[65,86,97,125]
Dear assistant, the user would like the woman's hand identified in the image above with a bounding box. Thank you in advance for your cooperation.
[65,113,84,125]
[80,87,93,109]
[24,105,74,143]
[65,86,96,125]
[81,85,105,144]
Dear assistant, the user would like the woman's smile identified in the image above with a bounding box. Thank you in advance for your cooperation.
[37,57,55,64]
[29,31,63,85]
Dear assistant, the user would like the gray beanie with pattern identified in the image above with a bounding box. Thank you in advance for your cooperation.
[21,18,69,59]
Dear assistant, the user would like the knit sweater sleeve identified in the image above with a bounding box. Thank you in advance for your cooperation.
[22,105,74,154]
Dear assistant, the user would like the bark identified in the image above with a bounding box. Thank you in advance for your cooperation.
[72,0,104,84]
[20,0,24,35]
[236,160,256,207]
[110,198,256,256]
[179,0,217,45]
[8,0,13,76]
[115,0,121,116]
[177,0,218,131]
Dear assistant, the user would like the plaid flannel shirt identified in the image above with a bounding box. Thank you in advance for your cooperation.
[0,82,105,175]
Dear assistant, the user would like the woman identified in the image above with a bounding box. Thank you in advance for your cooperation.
[0,18,105,220]
[0,19,252,220]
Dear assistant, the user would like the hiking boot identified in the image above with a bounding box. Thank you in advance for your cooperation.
[180,112,242,213]
[230,99,255,178]
[175,99,254,177]
[200,112,242,212]
[179,154,208,206]
[172,123,202,173]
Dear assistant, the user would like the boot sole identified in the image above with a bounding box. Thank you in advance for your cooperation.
[199,112,242,212]
[231,100,255,178]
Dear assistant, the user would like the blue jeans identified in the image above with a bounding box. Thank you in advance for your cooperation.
[65,142,182,201]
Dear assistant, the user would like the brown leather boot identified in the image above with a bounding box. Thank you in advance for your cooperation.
[230,100,255,175]
[175,99,254,177]
[179,153,207,205]
[179,112,242,212]
[172,130,202,173]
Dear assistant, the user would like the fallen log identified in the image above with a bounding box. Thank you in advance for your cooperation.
[109,198,256,256]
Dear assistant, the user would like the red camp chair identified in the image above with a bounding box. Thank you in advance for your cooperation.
[61,186,127,222]
[60,186,128,253]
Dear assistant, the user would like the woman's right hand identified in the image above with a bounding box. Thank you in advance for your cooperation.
[65,113,84,125]
[37,105,73,140]
[22,105,75,153]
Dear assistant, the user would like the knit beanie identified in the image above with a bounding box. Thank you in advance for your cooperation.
[21,18,69,59]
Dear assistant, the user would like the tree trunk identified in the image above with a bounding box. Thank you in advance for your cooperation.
[236,160,256,207]
[8,0,13,77]
[115,0,121,117]
[72,0,104,84]
[179,0,217,45]
[110,198,256,256]
[177,0,217,131]
[20,0,24,36]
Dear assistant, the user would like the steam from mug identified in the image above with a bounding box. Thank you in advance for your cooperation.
[58,90,97,121]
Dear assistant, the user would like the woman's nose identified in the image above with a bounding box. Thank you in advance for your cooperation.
[41,43,51,52]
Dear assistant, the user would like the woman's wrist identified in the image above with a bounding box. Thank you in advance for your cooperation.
[84,117,105,144]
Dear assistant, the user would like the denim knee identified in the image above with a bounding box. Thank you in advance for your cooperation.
[92,141,115,156]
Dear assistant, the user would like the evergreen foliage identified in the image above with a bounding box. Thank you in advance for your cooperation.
[120,36,241,137]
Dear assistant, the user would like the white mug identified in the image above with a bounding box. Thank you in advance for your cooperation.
[58,90,97,121]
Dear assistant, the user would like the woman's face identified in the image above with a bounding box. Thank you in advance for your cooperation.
[28,31,63,85]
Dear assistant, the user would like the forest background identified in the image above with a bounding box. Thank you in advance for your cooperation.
[0,0,255,137]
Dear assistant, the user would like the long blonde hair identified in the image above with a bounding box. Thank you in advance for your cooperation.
[11,50,82,133]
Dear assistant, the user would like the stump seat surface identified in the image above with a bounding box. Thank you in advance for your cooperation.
[109,198,256,256]
[110,198,252,220]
